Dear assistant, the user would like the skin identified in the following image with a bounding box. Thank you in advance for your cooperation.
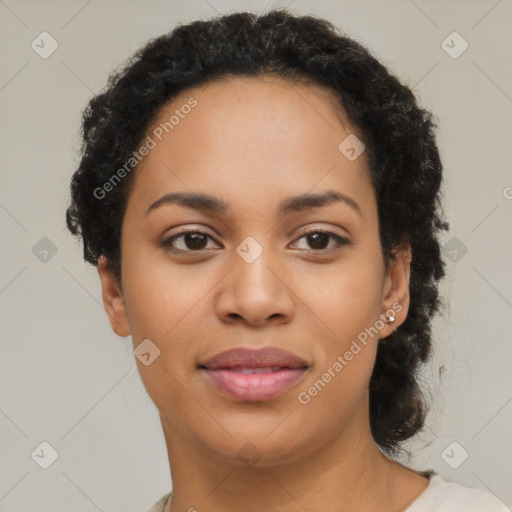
[98,75,429,511]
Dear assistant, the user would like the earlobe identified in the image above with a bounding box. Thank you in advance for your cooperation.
[380,242,412,337]
[97,256,131,337]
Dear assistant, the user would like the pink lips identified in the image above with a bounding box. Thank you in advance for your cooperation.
[199,347,309,402]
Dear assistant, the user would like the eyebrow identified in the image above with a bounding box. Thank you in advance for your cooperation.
[145,189,363,218]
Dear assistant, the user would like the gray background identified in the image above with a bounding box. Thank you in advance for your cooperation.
[1,0,511,510]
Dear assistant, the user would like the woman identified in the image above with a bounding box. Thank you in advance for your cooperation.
[65,9,508,512]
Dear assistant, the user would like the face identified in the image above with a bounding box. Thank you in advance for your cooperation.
[98,75,411,467]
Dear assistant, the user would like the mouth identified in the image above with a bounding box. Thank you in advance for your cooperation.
[198,347,309,402]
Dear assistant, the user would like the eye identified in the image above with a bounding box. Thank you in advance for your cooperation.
[161,228,351,254]
[291,229,351,253]
[161,230,219,253]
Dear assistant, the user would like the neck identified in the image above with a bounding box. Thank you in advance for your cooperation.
[159,402,425,512]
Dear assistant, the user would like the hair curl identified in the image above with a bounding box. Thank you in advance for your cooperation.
[66,9,449,457]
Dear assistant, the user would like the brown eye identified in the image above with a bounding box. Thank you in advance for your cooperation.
[305,232,330,250]
[162,231,216,252]
[293,230,351,252]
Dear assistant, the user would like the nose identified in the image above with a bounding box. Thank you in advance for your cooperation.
[214,246,295,328]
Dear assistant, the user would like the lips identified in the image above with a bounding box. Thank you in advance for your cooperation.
[198,347,309,401]
[199,346,308,370]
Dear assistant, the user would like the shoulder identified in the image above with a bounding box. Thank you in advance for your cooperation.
[405,474,509,512]
[144,492,172,512]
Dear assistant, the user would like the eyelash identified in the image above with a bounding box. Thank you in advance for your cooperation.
[161,228,351,255]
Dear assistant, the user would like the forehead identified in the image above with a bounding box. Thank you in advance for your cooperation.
[148,74,354,153]
[127,75,375,221]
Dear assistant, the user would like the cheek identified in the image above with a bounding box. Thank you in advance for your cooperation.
[295,255,383,335]
[121,255,203,411]
[295,277,380,429]
[292,253,383,397]
[121,242,205,337]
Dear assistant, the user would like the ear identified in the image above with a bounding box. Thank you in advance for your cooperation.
[97,255,130,337]
[379,241,412,339]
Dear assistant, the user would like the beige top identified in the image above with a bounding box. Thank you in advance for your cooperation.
[144,473,509,511]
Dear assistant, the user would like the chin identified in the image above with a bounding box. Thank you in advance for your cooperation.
[193,419,317,469]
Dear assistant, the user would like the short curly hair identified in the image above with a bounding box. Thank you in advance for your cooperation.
[66,9,449,457]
